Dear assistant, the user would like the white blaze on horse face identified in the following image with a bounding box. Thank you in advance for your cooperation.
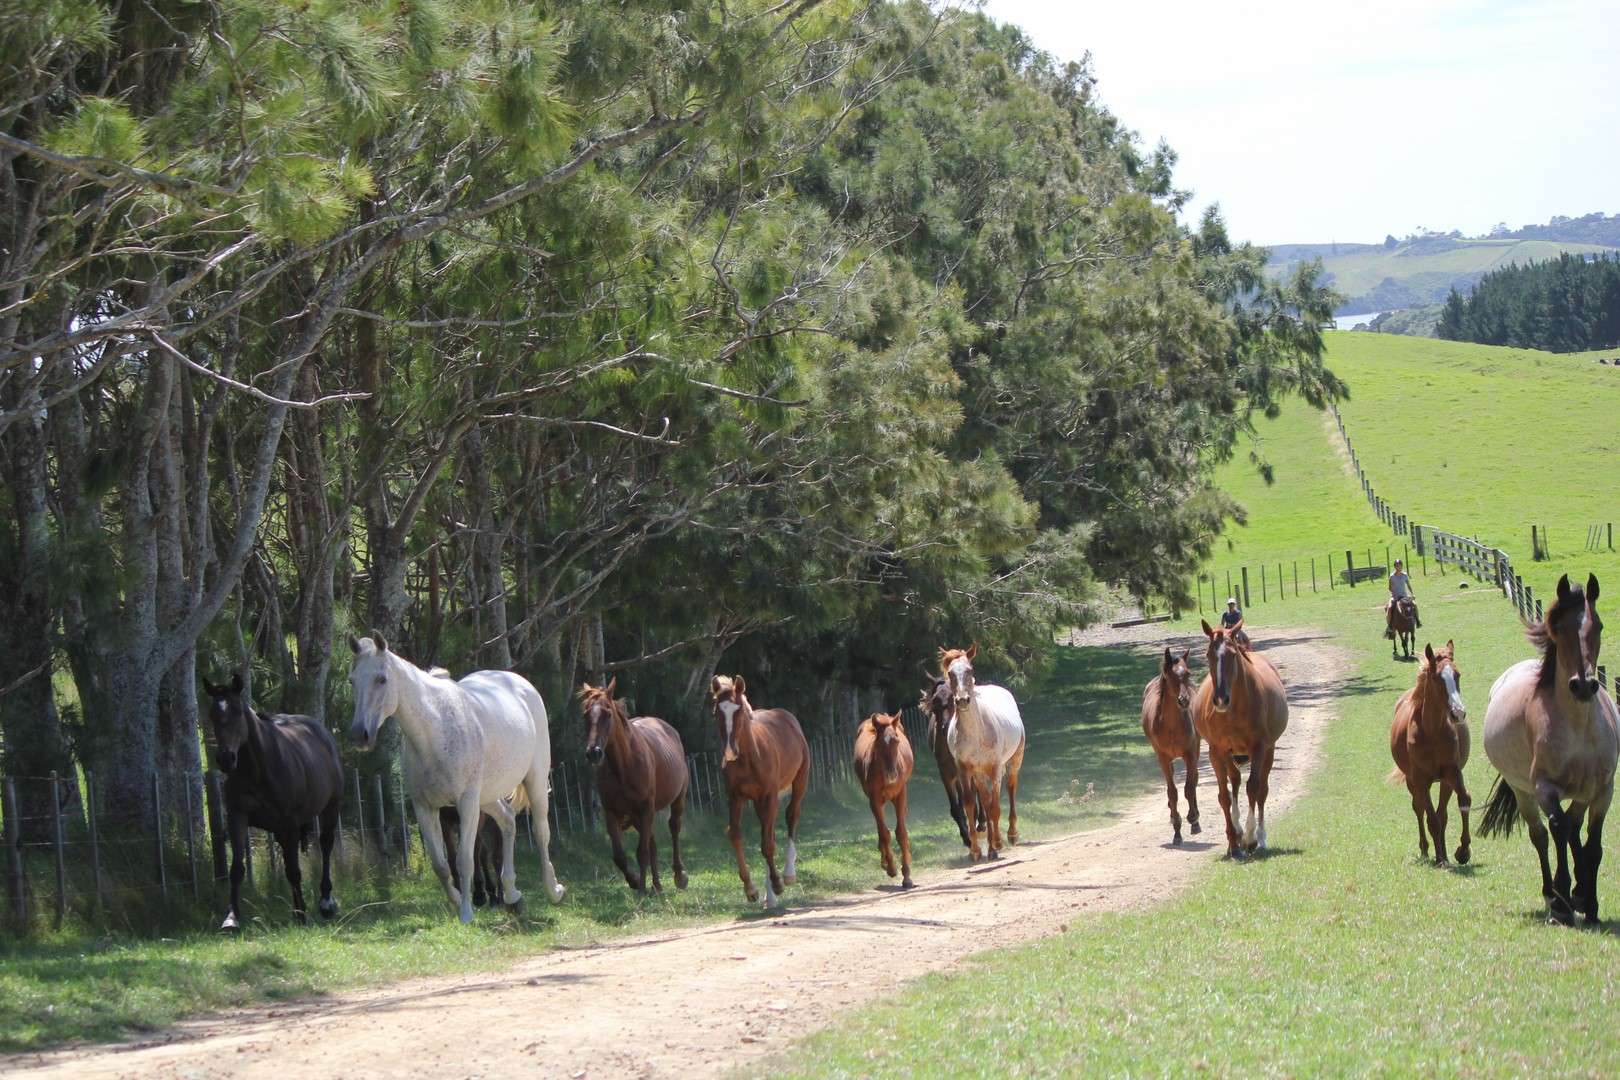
[1441,663,1466,720]
[719,700,740,745]
[949,657,974,704]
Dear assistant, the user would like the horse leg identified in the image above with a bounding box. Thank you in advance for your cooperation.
[521,772,565,904]
[1157,752,1182,845]
[450,792,481,923]
[1517,788,1567,923]
[946,773,971,849]
[1448,765,1472,865]
[1431,778,1451,867]
[415,799,461,914]
[727,794,757,904]
[1183,745,1202,835]
[1242,742,1265,851]
[1211,751,1241,859]
[669,791,689,890]
[639,807,661,894]
[870,792,897,878]
[1407,776,1432,861]
[1567,799,1591,919]
[984,769,1005,859]
[222,812,248,933]
[605,812,640,892]
[1004,739,1025,845]
[961,772,984,863]
[1579,803,1608,923]
[277,829,308,924]
[1535,777,1577,924]
[480,817,503,907]
[784,755,809,886]
[317,801,339,919]
[758,794,783,909]
[486,800,522,910]
[895,787,914,889]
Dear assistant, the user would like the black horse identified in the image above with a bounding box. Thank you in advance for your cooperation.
[439,807,503,907]
[203,674,344,930]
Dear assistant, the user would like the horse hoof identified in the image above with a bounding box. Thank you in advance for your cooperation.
[901,877,915,890]
[1006,832,1018,846]
[1172,833,1182,846]
[988,849,1001,861]
[549,884,566,904]
[745,888,759,904]
[1190,821,1202,835]
[1455,847,1470,865]
[220,913,241,934]
[1549,901,1576,927]
[319,899,338,920]
[459,909,475,925]
[675,871,689,890]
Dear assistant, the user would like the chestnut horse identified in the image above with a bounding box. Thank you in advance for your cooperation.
[1389,640,1472,865]
[919,680,976,848]
[1390,597,1418,660]
[1193,620,1289,858]
[710,675,811,907]
[580,679,690,894]
[854,711,916,888]
[1141,647,1201,845]
[1481,574,1618,924]
[940,644,1025,862]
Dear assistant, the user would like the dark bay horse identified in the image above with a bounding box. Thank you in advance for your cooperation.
[854,711,916,888]
[1481,574,1619,924]
[1141,647,1201,845]
[1390,598,1418,659]
[920,680,976,848]
[1389,641,1472,865]
[581,679,690,893]
[439,807,504,908]
[711,675,810,907]
[203,674,343,930]
[1192,620,1289,859]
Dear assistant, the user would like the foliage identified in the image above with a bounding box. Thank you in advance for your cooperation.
[1437,253,1620,353]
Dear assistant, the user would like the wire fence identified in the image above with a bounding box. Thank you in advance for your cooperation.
[1,706,929,935]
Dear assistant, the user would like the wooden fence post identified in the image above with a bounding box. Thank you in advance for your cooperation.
[51,772,66,929]
[1240,566,1251,607]
[1311,557,1317,592]
[1345,550,1355,586]
[183,776,199,900]
[86,771,103,913]
[153,774,168,898]
[1260,564,1267,603]
[398,778,410,869]
[3,777,24,926]
[1293,561,1299,598]
[1531,525,1539,560]
[352,768,365,854]
[373,774,387,854]
[207,770,228,879]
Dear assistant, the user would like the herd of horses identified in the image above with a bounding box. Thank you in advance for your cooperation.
[202,573,1618,933]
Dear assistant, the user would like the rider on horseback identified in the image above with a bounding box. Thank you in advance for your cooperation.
[1385,559,1420,639]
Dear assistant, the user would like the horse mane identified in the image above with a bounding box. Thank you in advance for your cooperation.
[1529,583,1584,690]
[427,667,452,679]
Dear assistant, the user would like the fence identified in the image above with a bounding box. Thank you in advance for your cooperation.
[2,707,925,935]
[1195,540,1419,614]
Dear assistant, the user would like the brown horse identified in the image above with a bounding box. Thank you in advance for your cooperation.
[711,675,811,907]
[1141,647,1201,845]
[1481,574,1619,924]
[1193,619,1289,859]
[1389,597,1418,659]
[1389,640,1472,866]
[854,711,916,888]
[940,645,1026,862]
[439,807,503,907]
[919,680,976,848]
[581,679,690,894]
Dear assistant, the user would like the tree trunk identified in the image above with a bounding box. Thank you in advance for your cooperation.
[461,424,512,670]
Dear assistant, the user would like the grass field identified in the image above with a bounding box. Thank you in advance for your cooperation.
[0,647,1177,1053]
[775,563,1620,1076]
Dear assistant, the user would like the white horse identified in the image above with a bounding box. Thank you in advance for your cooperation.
[347,633,565,922]
[940,644,1026,861]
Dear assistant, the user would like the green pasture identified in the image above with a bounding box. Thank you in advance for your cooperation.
[1279,237,1618,301]
[0,646,1176,1053]
[776,581,1620,1077]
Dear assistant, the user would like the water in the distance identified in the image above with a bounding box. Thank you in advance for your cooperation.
[1331,309,1392,330]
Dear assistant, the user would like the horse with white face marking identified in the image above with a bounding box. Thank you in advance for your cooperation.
[347,634,564,922]
[1389,640,1472,866]
[939,644,1026,862]
[1192,620,1289,860]
[710,675,810,907]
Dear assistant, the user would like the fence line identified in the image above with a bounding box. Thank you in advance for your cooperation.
[1,705,927,934]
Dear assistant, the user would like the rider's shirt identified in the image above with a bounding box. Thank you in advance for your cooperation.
[1389,571,1412,599]
[1220,608,1243,629]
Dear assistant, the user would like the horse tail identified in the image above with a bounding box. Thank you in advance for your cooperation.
[1386,766,1405,785]
[508,783,531,815]
[1478,775,1521,838]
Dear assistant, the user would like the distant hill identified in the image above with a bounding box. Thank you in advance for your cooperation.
[1268,234,1620,315]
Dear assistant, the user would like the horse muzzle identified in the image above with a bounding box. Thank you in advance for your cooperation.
[216,749,238,772]
[1212,697,1230,713]
[349,723,375,750]
[1570,676,1600,702]
[585,746,605,766]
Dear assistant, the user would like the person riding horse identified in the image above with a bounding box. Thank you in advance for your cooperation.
[1221,598,1251,646]
[1385,559,1420,639]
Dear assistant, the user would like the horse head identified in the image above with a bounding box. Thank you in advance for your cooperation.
[347,632,400,750]
[868,711,907,785]
[1536,574,1603,702]
[1201,619,1247,713]
[580,677,621,766]
[201,672,250,772]
[1162,647,1193,711]
[1422,640,1467,722]
[711,674,751,764]
[939,642,978,707]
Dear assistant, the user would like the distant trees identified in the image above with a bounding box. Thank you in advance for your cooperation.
[1436,255,1620,352]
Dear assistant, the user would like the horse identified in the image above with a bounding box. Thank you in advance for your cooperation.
[439,805,506,908]
[1141,647,1201,845]
[1389,597,1418,659]
[580,678,690,894]
[1480,574,1619,925]
[202,674,343,931]
[854,711,916,888]
[347,633,564,922]
[710,675,810,907]
[1192,619,1289,859]
[919,680,976,848]
[939,644,1026,862]
[1389,640,1472,866]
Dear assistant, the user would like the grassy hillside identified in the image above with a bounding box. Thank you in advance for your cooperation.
[1270,237,1620,314]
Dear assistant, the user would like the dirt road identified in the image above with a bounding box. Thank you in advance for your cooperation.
[9,628,1348,1080]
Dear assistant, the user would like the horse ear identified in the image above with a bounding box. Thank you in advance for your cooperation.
[734,674,746,696]
[1162,647,1173,669]
[230,672,243,694]
[348,634,361,654]
[372,631,389,654]
[1424,642,1436,664]
[1201,619,1215,638]
[1181,649,1192,663]
[605,675,617,698]
[1557,574,1572,601]
[966,642,977,661]
[1446,638,1455,654]
[709,675,724,698]
[202,678,223,697]
[1589,574,1601,604]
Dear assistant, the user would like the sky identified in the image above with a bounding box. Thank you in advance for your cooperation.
[978,0,1620,245]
